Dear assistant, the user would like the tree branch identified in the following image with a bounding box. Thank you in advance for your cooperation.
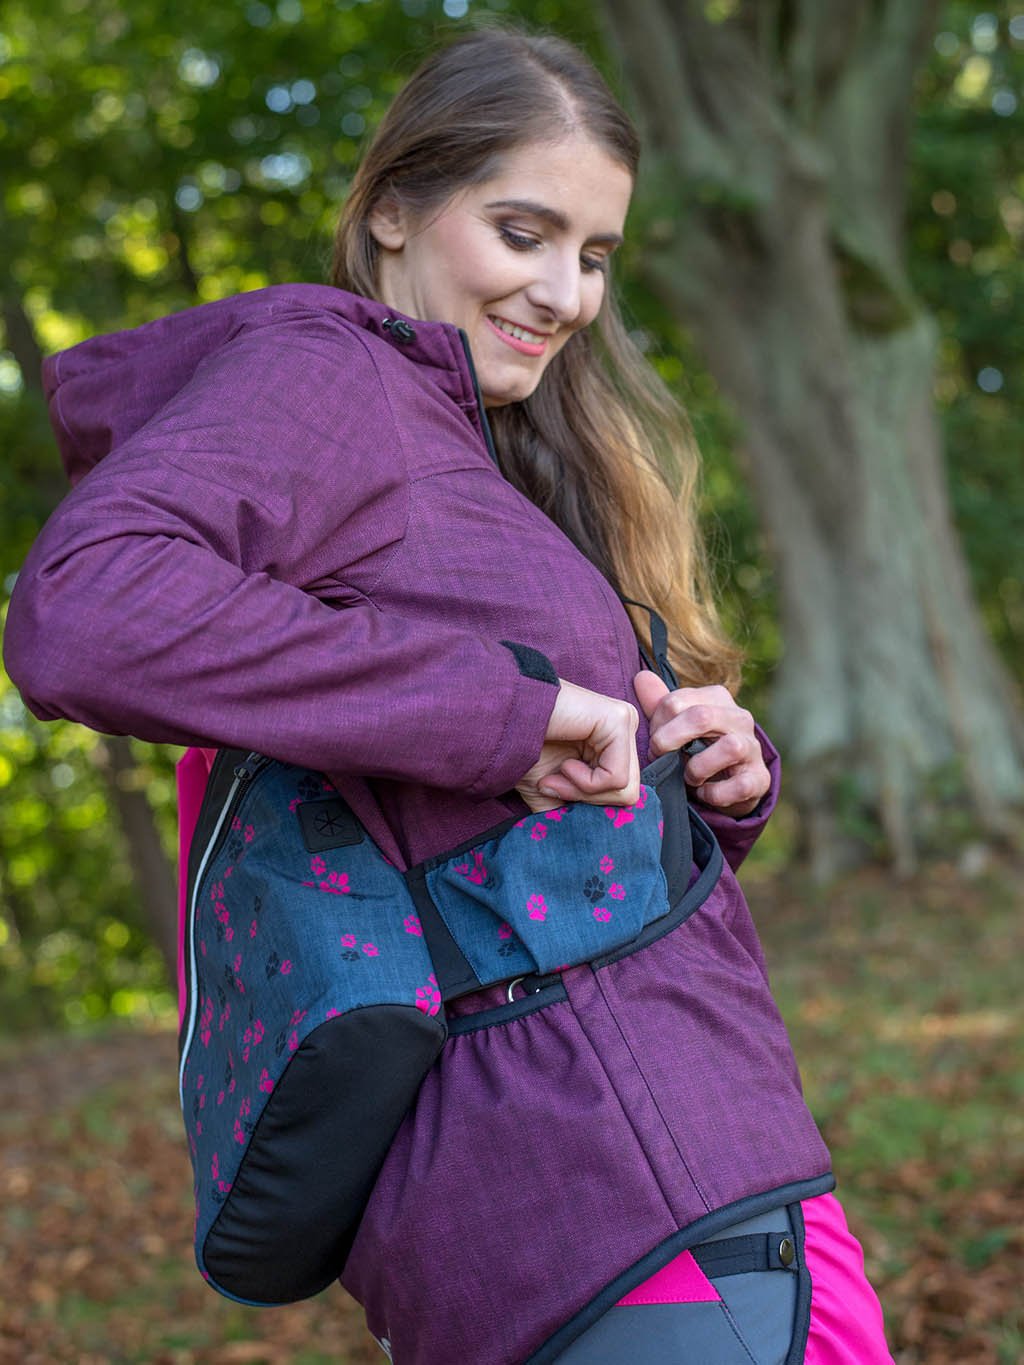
[602,0,803,200]
[1,295,46,396]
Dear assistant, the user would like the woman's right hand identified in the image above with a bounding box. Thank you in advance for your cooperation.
[515,680,640,813]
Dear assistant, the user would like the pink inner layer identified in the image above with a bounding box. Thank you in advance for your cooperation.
[616,1248,720,1305]
[176,746,218,1029]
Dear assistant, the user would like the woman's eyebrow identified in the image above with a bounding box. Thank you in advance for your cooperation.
[484,198,623,246]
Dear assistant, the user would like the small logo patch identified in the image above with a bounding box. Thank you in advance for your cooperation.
[297,798,364,852]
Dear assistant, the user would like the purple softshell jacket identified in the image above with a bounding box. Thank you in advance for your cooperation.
[5,283,772,872]
[5,286,831,1363]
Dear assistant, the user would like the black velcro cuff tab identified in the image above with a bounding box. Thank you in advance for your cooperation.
[500,641,558,686]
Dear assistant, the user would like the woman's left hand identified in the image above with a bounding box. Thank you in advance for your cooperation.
[633,671,770,818]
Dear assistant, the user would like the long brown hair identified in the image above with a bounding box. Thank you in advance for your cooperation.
[331,27,740,690]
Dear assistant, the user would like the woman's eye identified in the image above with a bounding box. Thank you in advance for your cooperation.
[581,254,608,275]
[498,226,540,252]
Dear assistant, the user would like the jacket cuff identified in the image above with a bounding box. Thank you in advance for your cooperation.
[464,647,559,801]
[694,723,780,873]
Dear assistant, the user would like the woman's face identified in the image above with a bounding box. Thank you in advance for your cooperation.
[369,136,633,408]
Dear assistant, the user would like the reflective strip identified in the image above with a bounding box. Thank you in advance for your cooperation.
[177,753,261,1104]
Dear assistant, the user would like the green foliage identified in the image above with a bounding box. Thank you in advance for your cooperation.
[0,0,1020,1031]
[0,655,175,1031]
[908,3,1024,677]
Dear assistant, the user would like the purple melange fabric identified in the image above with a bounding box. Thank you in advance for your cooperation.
[3,285,829,1364]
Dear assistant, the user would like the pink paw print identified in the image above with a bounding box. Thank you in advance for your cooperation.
[310,855,327,877]
[544,807,567,822]
[608,884,625,900]
[258,1068,274,1094]
[527,894,548,922]
[530,823,548,841]
[280,960,292,975]
[497,922,513,940]
[404,914,423,936]
[593,906,612,922]
[415,973,442,1017]
[318,870,350,895]
[340,933,356,949]
[605,806,635,828]
[599,855,615,874]
[362,943,379,957]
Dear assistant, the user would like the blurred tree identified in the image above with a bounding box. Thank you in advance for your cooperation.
[600,0,1024,873]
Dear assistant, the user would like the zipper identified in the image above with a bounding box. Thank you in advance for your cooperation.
[178,751,270,1104]
[455,328,501,470]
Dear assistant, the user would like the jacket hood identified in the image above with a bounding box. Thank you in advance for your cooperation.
[42,285,458,486]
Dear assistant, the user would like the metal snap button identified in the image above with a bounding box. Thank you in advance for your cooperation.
[778,1236,795,1267]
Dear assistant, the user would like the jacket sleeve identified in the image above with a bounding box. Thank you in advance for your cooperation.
[3,317,557,799]
[692,723,780,873]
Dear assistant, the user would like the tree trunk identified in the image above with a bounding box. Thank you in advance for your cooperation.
[601,0,1024,872]
[95,737,178,984]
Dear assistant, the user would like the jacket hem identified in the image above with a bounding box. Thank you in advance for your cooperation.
[524,1172,836,1365]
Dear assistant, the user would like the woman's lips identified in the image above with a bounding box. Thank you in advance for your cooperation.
[485,314,549,356]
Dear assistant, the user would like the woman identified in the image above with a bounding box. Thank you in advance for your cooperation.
[4,26,893,1365]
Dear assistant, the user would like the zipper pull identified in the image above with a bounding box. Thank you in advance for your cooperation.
[232,753,263,781]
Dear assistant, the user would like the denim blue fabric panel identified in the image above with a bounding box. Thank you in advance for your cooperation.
[181,763,440,1264]
[425,785,668,978]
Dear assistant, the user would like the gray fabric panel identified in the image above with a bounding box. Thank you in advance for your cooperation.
[551,1302,757,1364]
[553,1205,801,1364]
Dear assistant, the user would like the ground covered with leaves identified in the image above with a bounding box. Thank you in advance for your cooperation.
[1,854,1021,1364]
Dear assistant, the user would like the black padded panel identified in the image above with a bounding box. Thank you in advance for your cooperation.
[203,1005,446,1303]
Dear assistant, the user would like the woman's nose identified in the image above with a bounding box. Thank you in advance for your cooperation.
[526,251,583,325]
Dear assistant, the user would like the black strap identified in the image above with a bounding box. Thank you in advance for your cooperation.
[619,596,679,690]
[690,1232,798,1278]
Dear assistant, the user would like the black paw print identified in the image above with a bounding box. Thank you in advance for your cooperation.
[227,835,243,862]
[265,951,280,979]
[497,940,519,958]
[582,876,606,903]
[340,949,360,962]
[298,775,321,801]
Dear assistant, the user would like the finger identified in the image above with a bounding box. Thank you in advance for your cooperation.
[649,703,756,759]
[690,755,770,811]
[558,753,640,806]
[681,730,759,785]
[633,669,669,720]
